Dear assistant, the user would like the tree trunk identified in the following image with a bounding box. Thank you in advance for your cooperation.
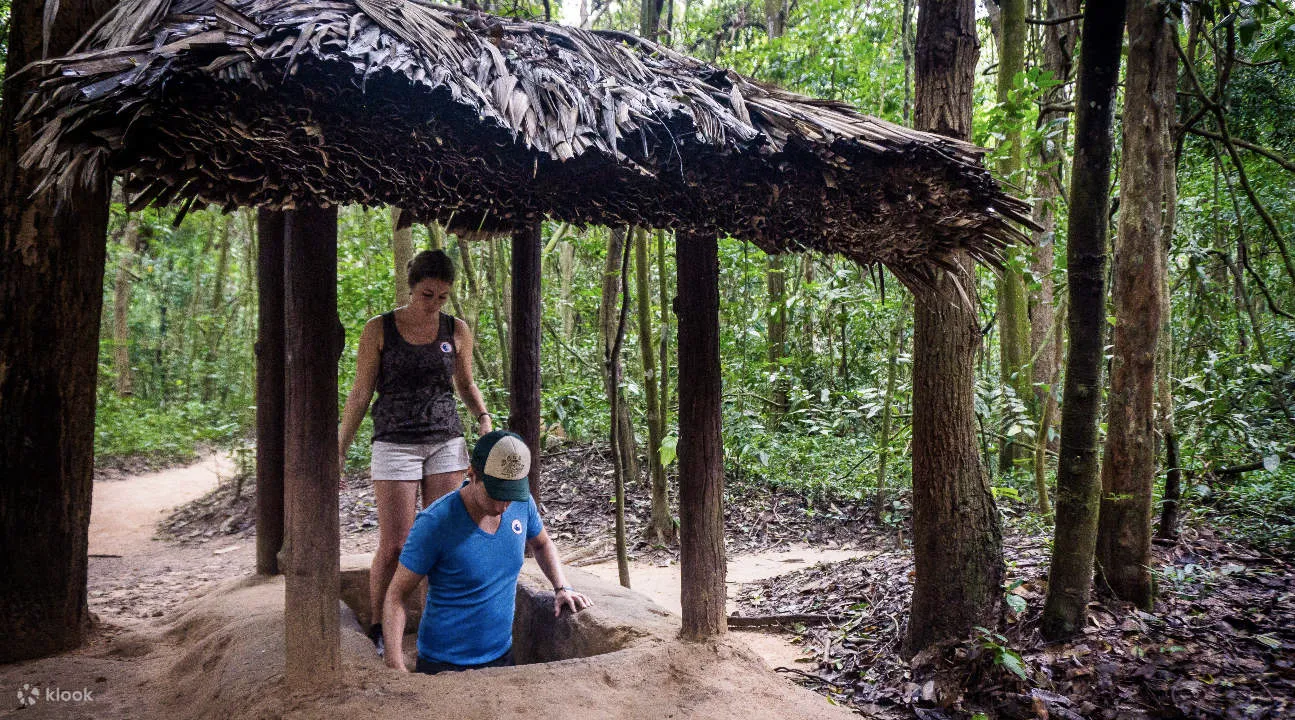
[908,0,1005,654]
[201,214,234,402]
[875,293,909,520]
[799,255,815,365]
[1096,0,1172,610]
[1042,0,1127,641]
[657,230,671,462]
[637,228,675,544]
[486,237,512,385]
[0,0,114,663]
[610,235,634,587]
[600,228,640,492]
[1033,301,1065,518]
[995,0,1032,473]
[1157,96,1182,540]
[1031,0,1079,456]
[392,208,414,305]
[766,258,789,420]
[763,0,787,37]
[902,0,914,123]
[113,214,143,396]
[560,240,576,338]
[676,229,726,640]
[256,209,286,576]
[510,223,543,503]
[282,205,342,687]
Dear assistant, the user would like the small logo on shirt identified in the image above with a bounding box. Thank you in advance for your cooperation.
[511,519,523,535]
[440,341,452,354]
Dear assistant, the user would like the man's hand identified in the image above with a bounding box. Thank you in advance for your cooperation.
[554,587,592,617]
[385,655,409,673]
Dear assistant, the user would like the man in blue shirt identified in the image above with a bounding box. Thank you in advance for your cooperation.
[382,430,592,673]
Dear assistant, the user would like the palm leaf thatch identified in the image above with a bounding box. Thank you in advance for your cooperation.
[20,0,1035,284]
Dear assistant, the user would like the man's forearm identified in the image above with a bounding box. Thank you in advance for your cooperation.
[382,595,408,671]
[533,539,569,590]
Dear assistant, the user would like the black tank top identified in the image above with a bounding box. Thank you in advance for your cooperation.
[370,311,465,444]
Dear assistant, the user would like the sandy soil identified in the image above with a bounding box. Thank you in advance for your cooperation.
[2,454,861,719]
[89,454,233,556]
[584,549,871,670]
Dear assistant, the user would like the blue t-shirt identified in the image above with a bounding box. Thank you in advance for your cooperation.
[398,490,543,665]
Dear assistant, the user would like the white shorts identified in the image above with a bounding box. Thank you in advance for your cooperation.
[371,437,469,481]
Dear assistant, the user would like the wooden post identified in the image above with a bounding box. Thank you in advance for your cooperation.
[675,229,726,640]
[510,222,543,502]
[282,205,342,686]
[255,209,285,576]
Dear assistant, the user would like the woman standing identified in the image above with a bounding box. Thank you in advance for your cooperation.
[338,249,492,654]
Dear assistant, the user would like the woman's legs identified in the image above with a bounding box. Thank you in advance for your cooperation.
[421,470,465,510]
[369,479,419,631]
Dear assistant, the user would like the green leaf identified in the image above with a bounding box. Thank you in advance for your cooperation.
[659,434,678,467]
[1005,594,1027,614]
[999,649,1029,680]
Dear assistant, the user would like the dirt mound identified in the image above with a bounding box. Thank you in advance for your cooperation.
[3,565,858,720]
[735,527,1295,719]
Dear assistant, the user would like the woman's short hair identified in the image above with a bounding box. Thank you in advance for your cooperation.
[408,249,456,288]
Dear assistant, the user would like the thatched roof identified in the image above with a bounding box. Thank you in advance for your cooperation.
[20,0,1034,284]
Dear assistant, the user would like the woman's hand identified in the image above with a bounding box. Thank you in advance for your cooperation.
[478,413,494,435]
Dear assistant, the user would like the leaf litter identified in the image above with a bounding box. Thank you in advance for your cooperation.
[156,444,1293,719]
[734,526,1294,719]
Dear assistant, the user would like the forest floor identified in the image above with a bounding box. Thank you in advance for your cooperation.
[32,444,1293,720]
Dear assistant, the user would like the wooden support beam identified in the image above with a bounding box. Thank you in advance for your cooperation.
[282,205,342,687]
[675,229,727,640]
[510,222,543,502]
[255,209,285,576]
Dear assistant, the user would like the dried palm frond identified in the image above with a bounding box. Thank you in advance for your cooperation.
[20,0,1036,285]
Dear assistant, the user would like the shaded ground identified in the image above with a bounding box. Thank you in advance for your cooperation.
[734,527,1295,719]
[130,445,1295,719]
[159,442,888,559]
[10,451,862,719]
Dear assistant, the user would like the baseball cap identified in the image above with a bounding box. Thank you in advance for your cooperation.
[471,430,531,502]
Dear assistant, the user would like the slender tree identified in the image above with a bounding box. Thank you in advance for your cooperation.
[875,293,909,520]
[764,0,789,421]
[0,0,115,663]
[995,0,1032,472]
[908,0,1006,653]
[392,208,414,305]
[1096,0,1173,609]
[637,0,673,547]
[113,213,144,396]
[637,229,675,543]
[1042,0,1128,641]
[599,227,641,490]
[1031,0,1079,460]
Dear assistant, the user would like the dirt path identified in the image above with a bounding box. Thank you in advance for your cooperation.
[583,548,870,668]
[85,456,842,672]
[88,454,256,626]
[90,454,234,555]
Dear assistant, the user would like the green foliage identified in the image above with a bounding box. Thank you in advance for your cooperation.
[95,391,247,463]
[1,0,10,78]
[975,627,1029,681]
[679,0,909,121]
[84,0,1295,558]
[1203,468,1295,551]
